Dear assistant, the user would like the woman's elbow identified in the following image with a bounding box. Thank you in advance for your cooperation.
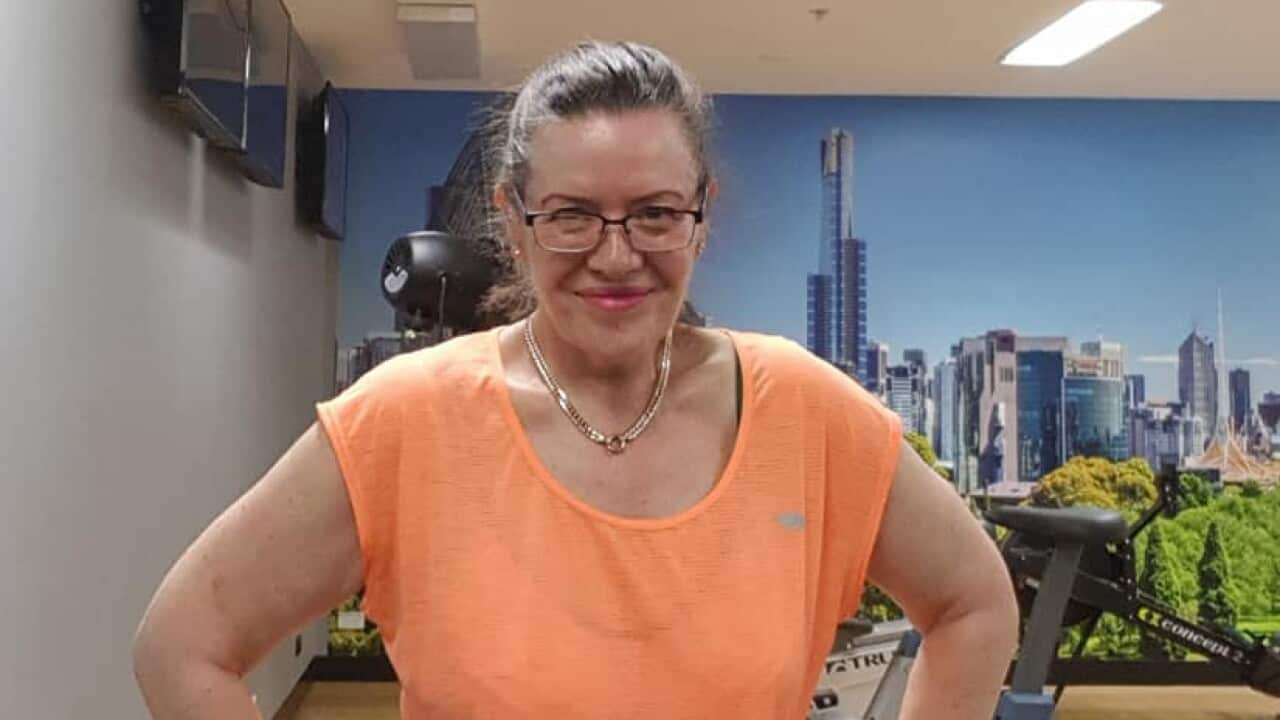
[969,560,1021,654]
[131,617,176,687]
[924,557,1020,652]
[130,611,208,686]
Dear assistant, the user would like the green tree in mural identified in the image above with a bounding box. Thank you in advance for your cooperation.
[1197,521,1237,631]
[1138,522,1187,660]
[1178,473,1214,509]
[1084,614,1142,659]
[1031,456,1156,518]
[1045,474,1280,659]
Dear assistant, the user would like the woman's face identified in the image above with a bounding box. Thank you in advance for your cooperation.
[504,109,713,364]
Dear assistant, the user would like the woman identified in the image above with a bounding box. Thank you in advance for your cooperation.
[132,41,1018,719]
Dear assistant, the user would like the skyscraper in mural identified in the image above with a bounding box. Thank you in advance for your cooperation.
[953,330,1070,496]
[1016,344,1067,481]
[1230,368,1252,432]
[1260,393,1280,435]
[1063,376,1129,461]
[865,340,890,394]
[806,275,833,362]
[1124,374,1146,410]
[1178,330,1217,452]
[886,363,928,437]
[806,128,867,383]
[933,358,957,465]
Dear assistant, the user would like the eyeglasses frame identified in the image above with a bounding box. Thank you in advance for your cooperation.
[508,185,708,254]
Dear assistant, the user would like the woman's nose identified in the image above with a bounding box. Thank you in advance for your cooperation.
[587,225,643,274]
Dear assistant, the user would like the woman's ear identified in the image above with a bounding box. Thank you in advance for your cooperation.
[704,176,720,207]
[492,185,524,259]
[693,177,718,258]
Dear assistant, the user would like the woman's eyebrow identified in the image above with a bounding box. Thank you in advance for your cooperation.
[537,193,597,208]
[535,189,692,209]
[629,190,689,206]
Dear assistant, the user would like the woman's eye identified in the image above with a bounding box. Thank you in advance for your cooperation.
[637,207,677,220]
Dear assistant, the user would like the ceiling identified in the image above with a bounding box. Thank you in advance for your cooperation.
[284,0,1280,99]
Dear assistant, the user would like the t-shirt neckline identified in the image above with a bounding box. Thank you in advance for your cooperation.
[487,323,756,531]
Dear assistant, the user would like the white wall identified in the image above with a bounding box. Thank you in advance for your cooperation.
[1,3,339,717]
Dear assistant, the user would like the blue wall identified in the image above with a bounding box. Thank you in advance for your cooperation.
[340,91,1280,401]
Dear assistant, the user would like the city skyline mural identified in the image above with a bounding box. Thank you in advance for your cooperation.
[338,91,1279,403]
[333,90,1279,488]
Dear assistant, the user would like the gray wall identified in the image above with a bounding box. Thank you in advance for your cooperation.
[1,4,339,717]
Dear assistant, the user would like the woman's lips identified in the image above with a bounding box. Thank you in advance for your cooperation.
[577,289,652,311]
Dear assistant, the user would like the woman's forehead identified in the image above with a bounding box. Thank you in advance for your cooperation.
[524,110,698,201]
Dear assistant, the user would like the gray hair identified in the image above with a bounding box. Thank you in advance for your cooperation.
[479,41,715,322]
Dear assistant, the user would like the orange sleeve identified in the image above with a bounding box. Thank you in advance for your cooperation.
[315,353,416,626]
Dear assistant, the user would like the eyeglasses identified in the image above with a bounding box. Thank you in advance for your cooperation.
[510,187,706,254]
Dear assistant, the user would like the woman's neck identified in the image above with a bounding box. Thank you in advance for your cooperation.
[528,313,672,415]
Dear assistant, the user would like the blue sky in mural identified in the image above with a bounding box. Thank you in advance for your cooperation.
[339,91,1280,402]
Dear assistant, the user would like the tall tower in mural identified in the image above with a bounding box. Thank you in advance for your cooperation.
[806,128,867,383]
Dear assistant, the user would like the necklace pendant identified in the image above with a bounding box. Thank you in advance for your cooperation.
[604,435,627,454]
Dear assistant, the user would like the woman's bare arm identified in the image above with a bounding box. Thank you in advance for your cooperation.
[865,439,1020,720]
[131,422,364,718]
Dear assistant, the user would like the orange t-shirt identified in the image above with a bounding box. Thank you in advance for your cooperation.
[316,326,902,719]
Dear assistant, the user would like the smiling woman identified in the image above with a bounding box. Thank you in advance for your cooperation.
[131,40,1018,720]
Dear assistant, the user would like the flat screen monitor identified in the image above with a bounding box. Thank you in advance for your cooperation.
[238,0,291,187]
[298,82,350,240]
[140,0,250,151]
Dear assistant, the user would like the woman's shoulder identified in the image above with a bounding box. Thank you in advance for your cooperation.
[721,326,896,419]
[412,327,498,374]
[336,329,497,403]
[722,327,808,358]
[721,327,845,381]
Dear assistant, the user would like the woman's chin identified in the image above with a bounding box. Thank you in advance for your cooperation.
[541,297,677,350]
[566,313,673,361]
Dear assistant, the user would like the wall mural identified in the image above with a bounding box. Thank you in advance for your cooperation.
[327,90,1280,673]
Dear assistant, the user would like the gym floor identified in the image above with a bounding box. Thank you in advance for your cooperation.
[273,683,1280,719]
